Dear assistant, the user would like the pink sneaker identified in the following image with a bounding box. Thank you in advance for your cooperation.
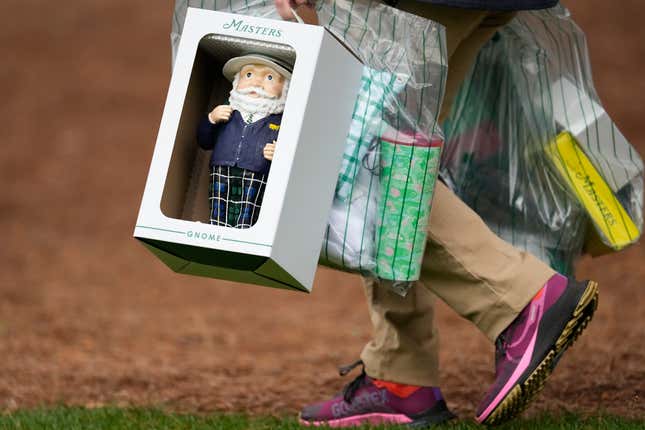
[476,275,599,425]
[299,360,456,427]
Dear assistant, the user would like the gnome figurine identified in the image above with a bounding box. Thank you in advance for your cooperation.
[197,54,292,229]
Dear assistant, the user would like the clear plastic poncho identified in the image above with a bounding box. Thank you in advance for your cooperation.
[441,5,644,275]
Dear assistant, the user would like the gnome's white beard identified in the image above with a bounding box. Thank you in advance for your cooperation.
[229,73,290,123]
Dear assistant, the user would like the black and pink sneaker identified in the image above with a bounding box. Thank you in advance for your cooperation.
[476,275,599,425]
[299,360,456,427]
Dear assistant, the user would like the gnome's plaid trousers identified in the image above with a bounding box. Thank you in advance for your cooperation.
[209,165,267,229]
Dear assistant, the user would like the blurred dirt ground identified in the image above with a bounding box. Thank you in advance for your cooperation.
[0,0,643,421]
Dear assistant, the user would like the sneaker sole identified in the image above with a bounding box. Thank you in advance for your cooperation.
[299,401,457,428]
[299,412,413,427]
[480,280,599,426]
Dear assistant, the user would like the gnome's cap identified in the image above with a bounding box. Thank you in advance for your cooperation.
[222,54,293,81]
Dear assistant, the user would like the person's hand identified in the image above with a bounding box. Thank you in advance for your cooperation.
[208,105,233,124]
[263,141,276,161]
[274,0,319,25]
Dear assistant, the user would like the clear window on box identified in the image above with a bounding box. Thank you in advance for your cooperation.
[161,34,296,229]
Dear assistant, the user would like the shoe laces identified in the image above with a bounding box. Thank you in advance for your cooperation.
[338,359,367,403]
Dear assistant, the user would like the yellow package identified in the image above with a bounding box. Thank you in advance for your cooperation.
[545,132,640,250]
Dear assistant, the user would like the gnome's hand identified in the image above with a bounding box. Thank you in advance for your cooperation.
[263,141,276,161]
[208,105,233,124]
[275,0,318,25]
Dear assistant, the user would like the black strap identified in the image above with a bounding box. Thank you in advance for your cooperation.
[338,360,367,403]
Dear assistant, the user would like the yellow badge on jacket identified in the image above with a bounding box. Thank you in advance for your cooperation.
[269,123,280,131]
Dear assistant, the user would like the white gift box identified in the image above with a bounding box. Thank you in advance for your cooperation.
[134,8,363,292]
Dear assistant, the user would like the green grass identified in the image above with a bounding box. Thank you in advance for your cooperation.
[0,407,642,430]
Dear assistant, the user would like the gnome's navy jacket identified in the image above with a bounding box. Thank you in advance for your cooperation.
[406,0,557,10]
[197,110,282,175]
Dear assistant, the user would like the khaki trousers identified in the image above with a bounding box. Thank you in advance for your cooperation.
[359,2,556,387]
